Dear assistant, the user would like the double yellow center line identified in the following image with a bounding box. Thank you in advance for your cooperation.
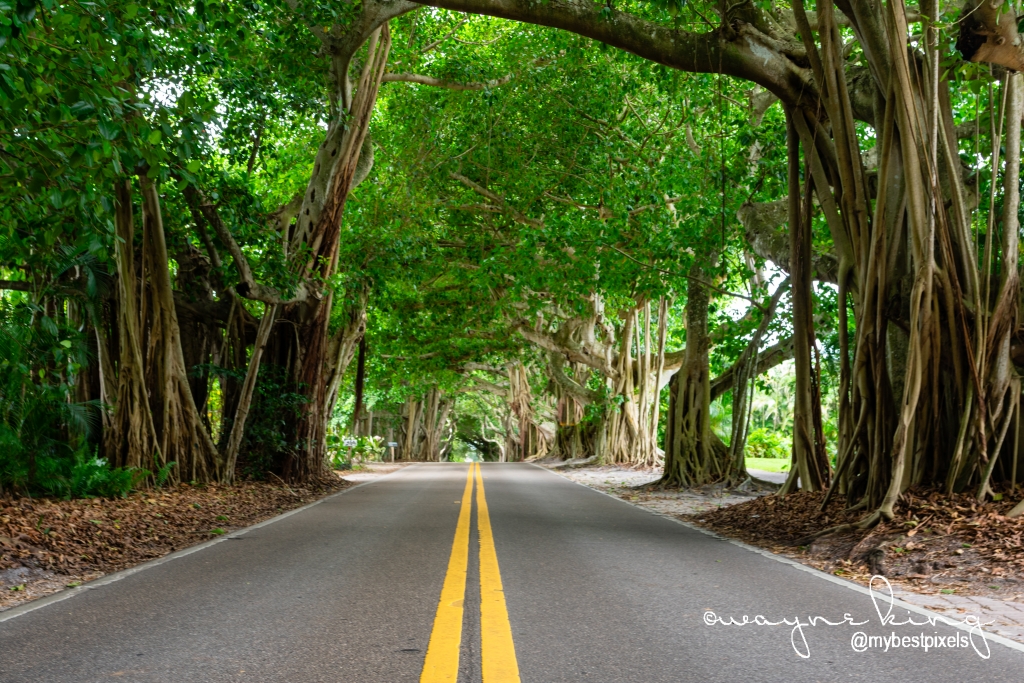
[420,463,520,683]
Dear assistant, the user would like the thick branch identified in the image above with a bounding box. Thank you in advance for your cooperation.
[417,0,818,109]
[515,320,617,378]
[464,376,509,396]
[548,352,604,404]
[737,200,839,283]
[450,172,543,227]
[710,336,796,402]
[463,362,508,375]
[184,186,308,306]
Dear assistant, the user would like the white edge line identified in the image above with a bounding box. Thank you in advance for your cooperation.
[0,464,417,625]
[531,462,1024,657]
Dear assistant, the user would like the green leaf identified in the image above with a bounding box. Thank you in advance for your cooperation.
[15,1,35,24]
[148,129,162,144]
[70,101,95,117]
[97,120,120,141]
[186,160,201,173]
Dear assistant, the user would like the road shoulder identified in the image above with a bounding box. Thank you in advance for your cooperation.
[546,463,1024,649]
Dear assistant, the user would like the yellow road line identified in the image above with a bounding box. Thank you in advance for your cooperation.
[420,464,475,683]
[475,464,521,683]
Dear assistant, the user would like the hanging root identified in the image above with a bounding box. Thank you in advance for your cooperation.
[742,474,782,490]
[549,454,599,469]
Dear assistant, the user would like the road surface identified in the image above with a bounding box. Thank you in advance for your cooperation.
[0,463,1020,682]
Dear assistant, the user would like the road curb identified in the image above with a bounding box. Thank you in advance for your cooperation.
[0,464,415,625]
[535,463,1024,657]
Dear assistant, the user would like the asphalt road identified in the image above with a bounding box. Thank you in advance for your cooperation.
[0,463,1021,682]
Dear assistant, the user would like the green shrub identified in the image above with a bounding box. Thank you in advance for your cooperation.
[209,364,307,479]
[36,450,140,499]
[327,432,383,469]
[745,427,791,459]
[0,301,139,498]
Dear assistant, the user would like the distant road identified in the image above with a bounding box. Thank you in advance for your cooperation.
[0,463,1020,682]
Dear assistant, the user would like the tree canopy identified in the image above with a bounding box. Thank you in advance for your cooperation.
[5,0,1024,527]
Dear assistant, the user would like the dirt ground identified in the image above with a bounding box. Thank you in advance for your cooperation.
[0,463,409,613]
[550,465,767,515]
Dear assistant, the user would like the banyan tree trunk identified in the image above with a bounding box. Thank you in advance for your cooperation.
[221,303,278,482]
[350,336,367,432]
[507,360,547,460]
[105,177,222,484]
[174,244,219,426]
[325,295,367,421]
[138,177,223,483]
[782,2,1024,529]
[264,28,390,482]
[602,301,665,467]
[781,109,831,494]
[105,179,161,474]
[401,397,421,460]
[659,264,726,487]
[415,388,452,461]
[727,279,788,484]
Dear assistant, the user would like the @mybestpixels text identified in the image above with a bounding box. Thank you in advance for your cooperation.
[851,631,977,653]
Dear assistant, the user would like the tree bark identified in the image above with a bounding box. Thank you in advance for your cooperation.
[267,25,392,482]
[782,108,830,494]
[137,176,223,483]
[105,179,162,475]
[659,263,724,487]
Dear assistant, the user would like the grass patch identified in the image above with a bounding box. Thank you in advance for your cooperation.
[745,457,790,473]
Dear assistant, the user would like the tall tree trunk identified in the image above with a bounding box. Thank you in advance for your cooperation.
[782,109,830,493]
[401,397,420,460]
[659,263,725,487]
[727,279,788,483]
[325,288,370,421]
[138,176,223,484]
[351,336,367,432]
[266,27,391,482]
[105,179,161,474]
[598,303,665,467]
[417,388,442,460]
[222,303,278,482]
